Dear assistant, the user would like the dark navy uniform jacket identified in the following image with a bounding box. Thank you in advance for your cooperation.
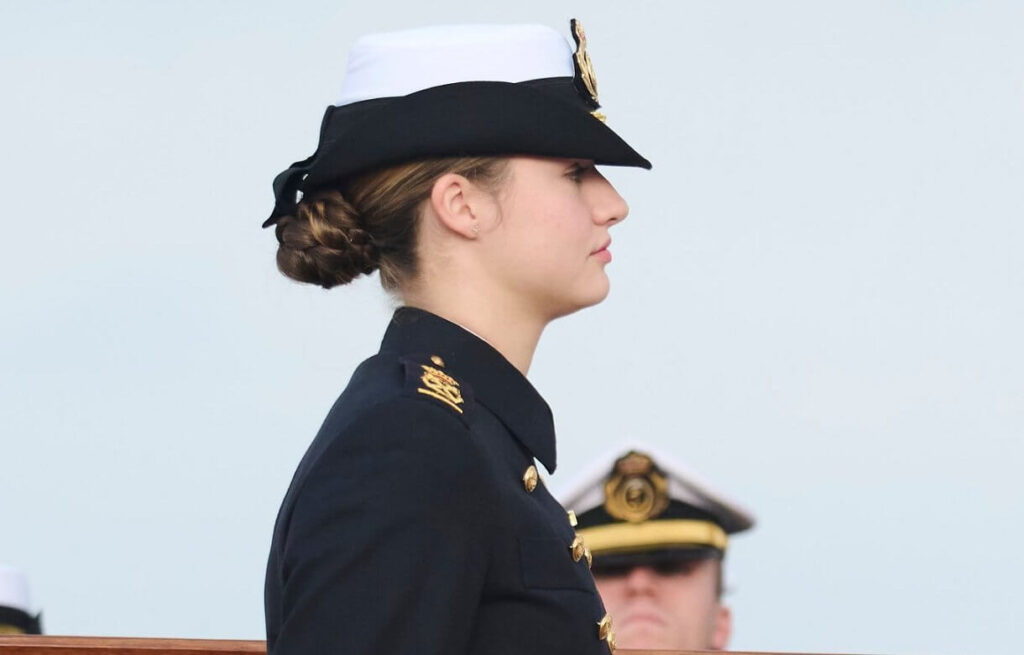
[265,307,612,654]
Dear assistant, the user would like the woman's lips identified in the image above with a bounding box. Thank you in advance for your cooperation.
[592,240,612,262]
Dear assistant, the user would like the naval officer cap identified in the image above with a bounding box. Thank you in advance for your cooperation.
[560,447,755,571]
[0,566,42,635]
[265,20,651,227]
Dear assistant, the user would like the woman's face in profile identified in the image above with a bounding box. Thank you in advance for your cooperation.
[477,156,630,320]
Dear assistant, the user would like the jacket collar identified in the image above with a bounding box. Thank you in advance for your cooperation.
[379,306,557,473]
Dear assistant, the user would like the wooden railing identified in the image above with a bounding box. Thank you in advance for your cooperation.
[0,635,839,655]
[0,637,264,654]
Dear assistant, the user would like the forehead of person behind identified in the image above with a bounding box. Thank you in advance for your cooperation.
[560,447,755,651]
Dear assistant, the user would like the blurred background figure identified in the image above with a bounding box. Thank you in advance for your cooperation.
[0,566,42,634]
[561,447,754,651]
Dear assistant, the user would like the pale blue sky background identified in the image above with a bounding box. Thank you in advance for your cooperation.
[2,1,1022,653]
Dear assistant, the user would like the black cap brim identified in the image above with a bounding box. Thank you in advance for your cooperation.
[590,545,723,574]
[265,78,650,227]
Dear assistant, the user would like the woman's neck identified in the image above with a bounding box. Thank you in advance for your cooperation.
[400,288,546,376]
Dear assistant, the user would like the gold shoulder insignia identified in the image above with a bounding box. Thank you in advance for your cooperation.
[416,356,465,414]
[604,451,669,522]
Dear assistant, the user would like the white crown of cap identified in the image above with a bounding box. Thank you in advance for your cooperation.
[337,24,575,107]
[557,442,757,532]
[0,566,33,613]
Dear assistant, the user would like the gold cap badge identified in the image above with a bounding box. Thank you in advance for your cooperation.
[603,451,669,522]
[570,19,599,109]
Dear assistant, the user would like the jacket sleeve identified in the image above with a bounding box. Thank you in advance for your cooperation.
[270,396,494,655]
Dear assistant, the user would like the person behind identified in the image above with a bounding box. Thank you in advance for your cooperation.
[561,447,755,651]
[0,566,42,635]
[262,21,650,655]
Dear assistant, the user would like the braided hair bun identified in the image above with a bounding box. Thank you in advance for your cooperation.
[274,191,379,289]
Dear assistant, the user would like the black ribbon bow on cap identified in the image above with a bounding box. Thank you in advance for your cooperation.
[263,106,338,228]
[263,155,315,228]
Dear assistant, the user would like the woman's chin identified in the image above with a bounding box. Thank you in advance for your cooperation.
[586,276,612,306]
[557,285,611,318]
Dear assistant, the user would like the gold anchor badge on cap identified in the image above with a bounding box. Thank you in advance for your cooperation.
[417,356,464,414]
[603,451,670,522]
[570,19,605,122]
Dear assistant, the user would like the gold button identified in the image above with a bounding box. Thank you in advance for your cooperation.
[430,355,445,367]
[570,535,586,562]
[584,547,593,569]
[597,613,613,640]
[522,465,538,493]
[567,510,578,527]
[606,630,616,652]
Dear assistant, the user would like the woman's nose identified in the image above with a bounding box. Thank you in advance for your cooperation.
[591,175,629,226]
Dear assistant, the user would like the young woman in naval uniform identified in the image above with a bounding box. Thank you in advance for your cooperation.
[262,21,650,655]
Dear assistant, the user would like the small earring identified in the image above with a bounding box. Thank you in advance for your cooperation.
[471,224,480,235]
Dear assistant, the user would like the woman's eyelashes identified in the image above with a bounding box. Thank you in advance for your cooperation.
[567,162,595,183]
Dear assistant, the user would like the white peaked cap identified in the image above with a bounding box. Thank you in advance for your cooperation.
[558,442,756,534]
[338,24,574,106]
[0,566,33,613]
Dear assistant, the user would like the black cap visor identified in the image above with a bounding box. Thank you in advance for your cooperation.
[590,545,723,576]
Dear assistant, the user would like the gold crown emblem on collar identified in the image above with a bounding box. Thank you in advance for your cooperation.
[603,451,669,522]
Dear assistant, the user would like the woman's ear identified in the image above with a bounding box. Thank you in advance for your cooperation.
[428,173,491,239]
